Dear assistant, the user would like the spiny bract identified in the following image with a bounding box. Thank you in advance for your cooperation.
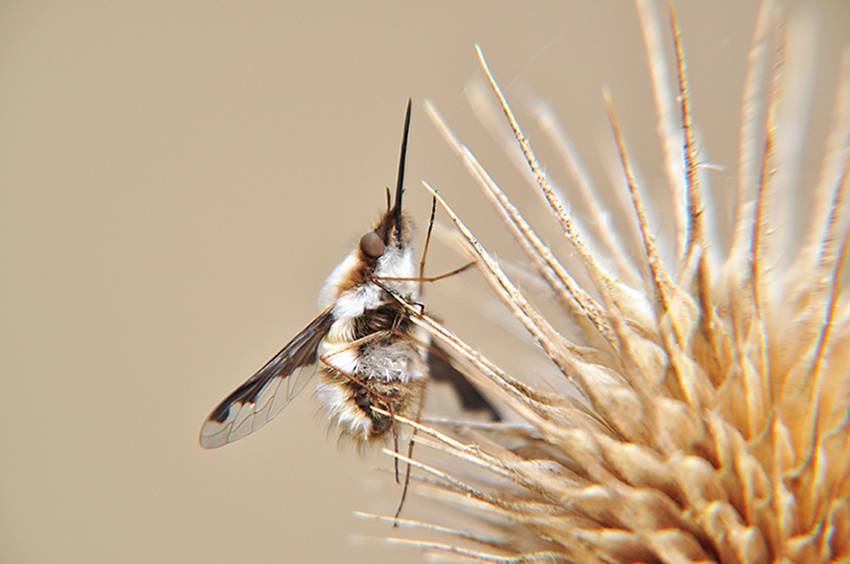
[366,1,850,563]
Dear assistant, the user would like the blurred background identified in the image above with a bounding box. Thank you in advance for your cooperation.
[1,2,848,563]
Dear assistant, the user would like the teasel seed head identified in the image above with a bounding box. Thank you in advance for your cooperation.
[365,1,850,562]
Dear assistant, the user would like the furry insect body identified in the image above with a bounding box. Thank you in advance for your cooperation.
[199,99,430,449]
[199,99,496,451]
[314,208,430,445]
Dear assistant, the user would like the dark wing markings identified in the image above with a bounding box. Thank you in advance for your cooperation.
[199,309,334,448]
[428,341,500,421]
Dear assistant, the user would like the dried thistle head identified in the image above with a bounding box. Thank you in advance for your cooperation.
[364,1,850,562]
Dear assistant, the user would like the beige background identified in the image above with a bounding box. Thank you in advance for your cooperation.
[1,2,848,563]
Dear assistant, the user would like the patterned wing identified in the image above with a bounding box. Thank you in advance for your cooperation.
[428,341,500,421]
[199,309,334,448]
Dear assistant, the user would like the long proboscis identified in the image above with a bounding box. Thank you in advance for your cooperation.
[392,98,413,240]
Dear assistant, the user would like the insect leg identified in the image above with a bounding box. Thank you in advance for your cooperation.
[318,338,404,483]
[418,195,437,284]
[393,374,426,525]
[371,261,474,287]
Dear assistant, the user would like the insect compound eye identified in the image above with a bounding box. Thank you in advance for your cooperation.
[359,231,386,259]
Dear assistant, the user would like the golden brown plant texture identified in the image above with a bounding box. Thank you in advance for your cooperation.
[365,1,850,563]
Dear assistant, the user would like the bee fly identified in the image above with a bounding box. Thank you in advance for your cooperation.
[200,99,496,458]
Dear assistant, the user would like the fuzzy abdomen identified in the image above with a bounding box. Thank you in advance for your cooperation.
[315,336,428,444]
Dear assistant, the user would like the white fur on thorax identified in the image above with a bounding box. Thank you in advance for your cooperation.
[316,241,423,380]
[312,239,426,440]
[317,242,419,324]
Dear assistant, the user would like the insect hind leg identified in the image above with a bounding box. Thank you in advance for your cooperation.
[392,374,426,525]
